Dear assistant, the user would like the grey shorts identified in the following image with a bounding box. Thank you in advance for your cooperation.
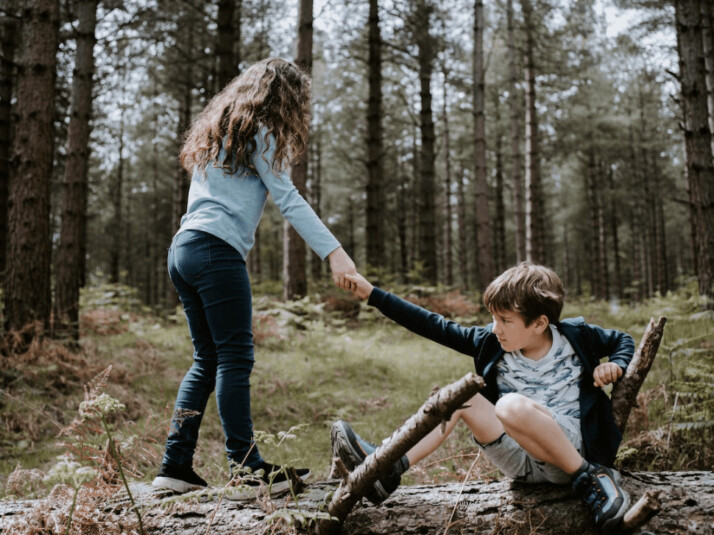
[474,423,583,484]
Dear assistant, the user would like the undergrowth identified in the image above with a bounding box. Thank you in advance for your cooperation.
[0,281,711,531]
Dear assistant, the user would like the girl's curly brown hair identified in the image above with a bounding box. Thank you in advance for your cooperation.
[180,58,311,175]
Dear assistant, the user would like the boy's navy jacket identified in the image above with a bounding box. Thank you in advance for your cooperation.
[368,287,635,467]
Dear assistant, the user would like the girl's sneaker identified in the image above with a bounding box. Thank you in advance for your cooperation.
[152,463,208,493]
[226,461,310,501]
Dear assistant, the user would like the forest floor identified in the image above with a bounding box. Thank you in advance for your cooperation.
[1,280,712,504]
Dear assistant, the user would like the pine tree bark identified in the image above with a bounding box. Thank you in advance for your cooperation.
[472,0,493,289]
[607,165,623,300]
[53,0,99,341]
[0,13,18,284]
[283,0,312,300]
[310,128,322,282]
[493,94,506,274]
[4,0,59,337]
[216,0,236,90]
[415,0,437,284]
[638,89,655,298]
[675,0,714,300]
[441,66,453,286]
[506,0,525,264]
[651,155,669,293]
[457,163,469,289]
[520,0,545,265]
[365,0,384,272]
[109,109,125,284]
[586,148,604,300]
[397,170,408,282]
[597,163,609,300]
[701,0,714,156]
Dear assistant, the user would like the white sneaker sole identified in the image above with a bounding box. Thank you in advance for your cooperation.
[152,476,206,494]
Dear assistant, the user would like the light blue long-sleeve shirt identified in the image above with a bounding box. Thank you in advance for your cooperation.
[178,130,341,261]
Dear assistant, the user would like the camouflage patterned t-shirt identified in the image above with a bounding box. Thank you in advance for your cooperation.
[496,325,584,451]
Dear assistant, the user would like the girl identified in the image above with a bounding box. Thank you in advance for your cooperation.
[153,58,356,499]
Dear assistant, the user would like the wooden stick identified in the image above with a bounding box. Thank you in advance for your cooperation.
[611,316,667,433]
[317,372,486,534]
[622,490,662,531]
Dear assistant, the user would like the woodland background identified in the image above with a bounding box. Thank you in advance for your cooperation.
[0,0,713,344]
[0,0,713,533]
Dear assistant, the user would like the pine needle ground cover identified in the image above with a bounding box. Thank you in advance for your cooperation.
[1,282,712,503]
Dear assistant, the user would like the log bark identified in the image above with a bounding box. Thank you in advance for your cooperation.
[611,316,667,433]
[1,472,711,534]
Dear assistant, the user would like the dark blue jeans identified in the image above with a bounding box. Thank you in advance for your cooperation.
[163,229,263,470]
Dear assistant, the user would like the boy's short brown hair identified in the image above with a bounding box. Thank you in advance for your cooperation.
[482,262,564,326]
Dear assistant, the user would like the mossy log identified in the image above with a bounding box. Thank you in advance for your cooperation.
[1,471,712,534]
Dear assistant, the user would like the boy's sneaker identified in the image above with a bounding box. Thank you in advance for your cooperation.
[572,463,630,530]
[152,463,208,493]
[331,420,401,505]
[225,461,310,501]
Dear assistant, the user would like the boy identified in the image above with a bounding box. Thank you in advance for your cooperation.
[333,262,633,531]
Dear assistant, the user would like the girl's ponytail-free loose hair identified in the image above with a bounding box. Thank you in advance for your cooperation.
[179,58,311,176]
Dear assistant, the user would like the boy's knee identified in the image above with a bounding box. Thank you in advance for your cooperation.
[494,393,533,426]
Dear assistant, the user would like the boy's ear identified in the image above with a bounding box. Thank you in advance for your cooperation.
[534,314,550,333]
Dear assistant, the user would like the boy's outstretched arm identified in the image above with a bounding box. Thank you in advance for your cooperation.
[345,273,488,358]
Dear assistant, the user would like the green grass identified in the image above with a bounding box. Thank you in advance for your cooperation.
[1,282,712,499]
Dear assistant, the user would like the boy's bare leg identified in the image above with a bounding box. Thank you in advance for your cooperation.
[407,394,503,465]
[494,393,582,474]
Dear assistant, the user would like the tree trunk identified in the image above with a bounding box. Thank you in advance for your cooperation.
[472,0,493,289]
[457,163,469,289]
[493,93,506,275]
[365,0,384,272]
[415,0,437,284]
[216,0,236,90]
[310,127,322,282]
[0,13,18,284]
[397,169,408,283]
[441,66,453,286]
[283,0,312,300]
[597,162,609,300]
[675,0,714,300]
[586,148,602,300]
[53,0,99,341]
[607,165,623,300]
[627,120,644,301]
[701,0,714,156]
[520,0,545,265]
[4,0,59,338]
[651,155,669,293]
[506,0,525,264]
[109,109,125,284]
[638,89,656,298]
[346,197,355,259]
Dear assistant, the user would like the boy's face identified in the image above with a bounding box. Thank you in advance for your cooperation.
[490,309,548,354]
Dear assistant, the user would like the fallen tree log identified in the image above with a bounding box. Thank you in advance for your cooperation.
[1,471,711,534]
